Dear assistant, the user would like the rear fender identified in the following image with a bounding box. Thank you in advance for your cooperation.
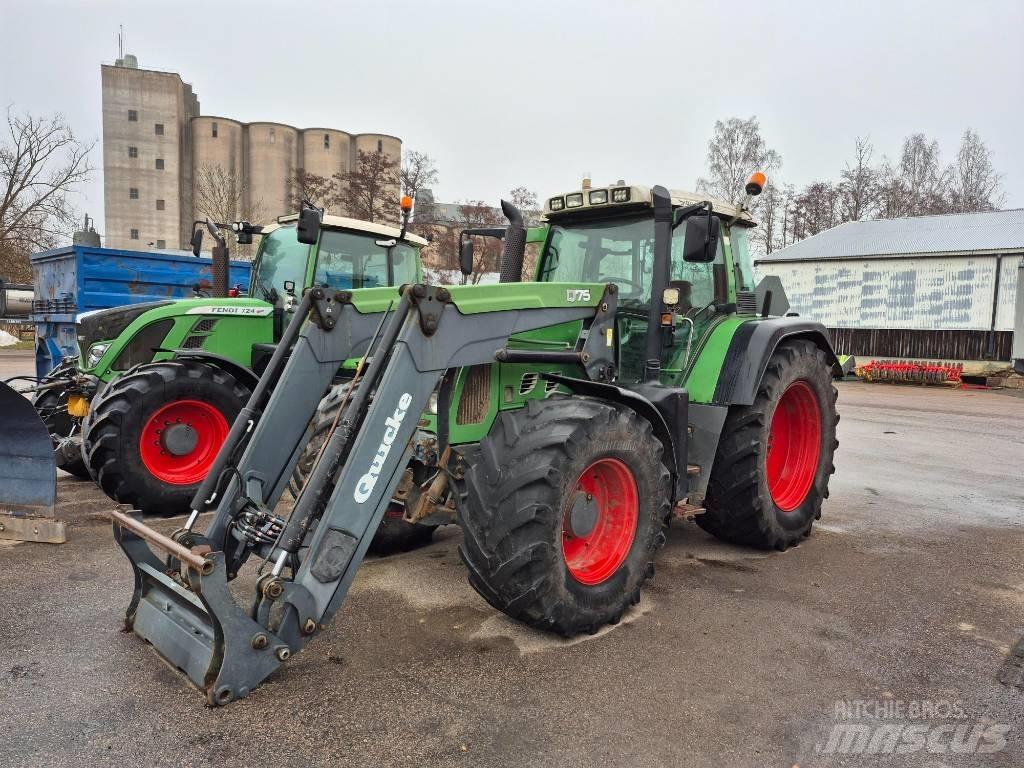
[712,318,840,407]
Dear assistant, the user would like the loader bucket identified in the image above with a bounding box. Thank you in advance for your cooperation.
[0,381,56,514]
[110,508,293,705]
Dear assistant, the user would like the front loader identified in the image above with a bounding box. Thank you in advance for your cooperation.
[106,179,841,704]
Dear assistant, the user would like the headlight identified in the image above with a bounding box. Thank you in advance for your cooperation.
[611,187,630,203]
[588,189,608,205]
[86,342,111,368]
[565,193,584,208]
[427,392,439,415]
[548,196,565,211]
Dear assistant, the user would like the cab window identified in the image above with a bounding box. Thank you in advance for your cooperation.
[314,230,419,289]
[541,213,725,311]
[252,225,309,301]
[730,226,756,292]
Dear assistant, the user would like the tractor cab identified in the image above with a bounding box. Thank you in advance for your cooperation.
[537,183,760,387]
[252,215,425,315]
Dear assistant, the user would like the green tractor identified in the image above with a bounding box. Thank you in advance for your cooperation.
[292,178,842,561]
[106,177,842,703]
[57,212,427,515]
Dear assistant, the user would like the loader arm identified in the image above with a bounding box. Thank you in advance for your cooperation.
[107,281,616,704]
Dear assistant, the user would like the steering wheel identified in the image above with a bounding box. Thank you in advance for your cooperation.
[602,276,643,297]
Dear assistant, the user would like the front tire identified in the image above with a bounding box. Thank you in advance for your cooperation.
[82,361,250,515]
[458,396,670,637]
[698,339,838,550]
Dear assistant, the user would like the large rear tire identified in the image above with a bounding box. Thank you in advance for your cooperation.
[458,396,670,637]
[82,361,250,515]
[289,383,437,554]
[697,339,838,550]
[32,387,90,479]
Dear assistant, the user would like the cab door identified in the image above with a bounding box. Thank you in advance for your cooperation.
[658,222,730,385]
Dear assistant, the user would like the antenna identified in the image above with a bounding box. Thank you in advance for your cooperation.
[118,25,123,60]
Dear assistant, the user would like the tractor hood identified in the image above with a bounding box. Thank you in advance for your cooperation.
[77,301,173,353]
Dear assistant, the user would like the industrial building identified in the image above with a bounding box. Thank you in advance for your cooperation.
[755,209,1024,363]
[101,55,401,251]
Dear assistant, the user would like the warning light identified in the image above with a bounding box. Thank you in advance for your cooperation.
[400,195,414,212]
[745,172,766,196]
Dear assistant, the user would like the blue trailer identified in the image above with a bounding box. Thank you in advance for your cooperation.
[31,245,251,379]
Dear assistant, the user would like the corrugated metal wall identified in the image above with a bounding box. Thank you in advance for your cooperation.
[757,254,1020,331]
[756,253,1022,361]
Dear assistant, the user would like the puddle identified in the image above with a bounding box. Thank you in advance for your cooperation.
[470,595,655,654]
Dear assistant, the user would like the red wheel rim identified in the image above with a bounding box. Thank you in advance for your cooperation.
[561,458,639,586]
[766,380,822,512]
[138,400,229,485]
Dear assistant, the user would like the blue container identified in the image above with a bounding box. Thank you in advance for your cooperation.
[31,245,252,378]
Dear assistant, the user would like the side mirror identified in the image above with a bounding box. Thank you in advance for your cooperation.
[459,238,474,276]
[296,207,322,245]
[683,213,721,263]
[190,229,203,257]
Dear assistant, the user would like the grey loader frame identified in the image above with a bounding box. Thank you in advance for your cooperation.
[109,284,610,705]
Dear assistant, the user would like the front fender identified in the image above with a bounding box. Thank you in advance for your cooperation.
[712,317,840,407]
[170,350,261,391]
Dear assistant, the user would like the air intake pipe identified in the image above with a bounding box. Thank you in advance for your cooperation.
[498,200,526,283]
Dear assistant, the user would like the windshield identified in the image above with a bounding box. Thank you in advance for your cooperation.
[314,230,420,289]
[252,225,309,301]
[540,213,724,309]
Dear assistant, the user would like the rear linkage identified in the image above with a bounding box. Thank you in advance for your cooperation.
[106,281,617,705]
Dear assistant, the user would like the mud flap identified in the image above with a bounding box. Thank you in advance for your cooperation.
[0,381,56,514]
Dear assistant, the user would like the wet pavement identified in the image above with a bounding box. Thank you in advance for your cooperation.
[1,373,1022,767]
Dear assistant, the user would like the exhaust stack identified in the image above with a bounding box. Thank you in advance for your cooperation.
[498,200,526,283]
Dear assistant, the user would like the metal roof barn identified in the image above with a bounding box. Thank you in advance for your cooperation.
[756,209,1024,363]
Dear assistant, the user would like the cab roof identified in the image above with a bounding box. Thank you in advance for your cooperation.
[543,184,757,226]
[267,213,429,247]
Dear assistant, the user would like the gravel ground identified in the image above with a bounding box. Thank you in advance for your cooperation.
[1,368,1022,767]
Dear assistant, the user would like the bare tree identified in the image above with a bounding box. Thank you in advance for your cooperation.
[697,116,781,204]
[0,109,93,280]
[193,164,264,258]
[880,134,950,218]
[791,181,842,240]
[839,136,878,222]
[287,168,337,213]
[400,150,438,203]
[401,150,439,232]
[948,129,1004,213]
[508,185,541,225]
[751,179,785,254]
[334,149,400,224]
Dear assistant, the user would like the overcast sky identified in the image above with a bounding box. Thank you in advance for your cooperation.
[3,0,1022,233]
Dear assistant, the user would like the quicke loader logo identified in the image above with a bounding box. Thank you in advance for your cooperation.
[353,392,412,503]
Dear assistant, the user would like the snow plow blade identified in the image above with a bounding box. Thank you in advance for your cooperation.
[0,381,56,514]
